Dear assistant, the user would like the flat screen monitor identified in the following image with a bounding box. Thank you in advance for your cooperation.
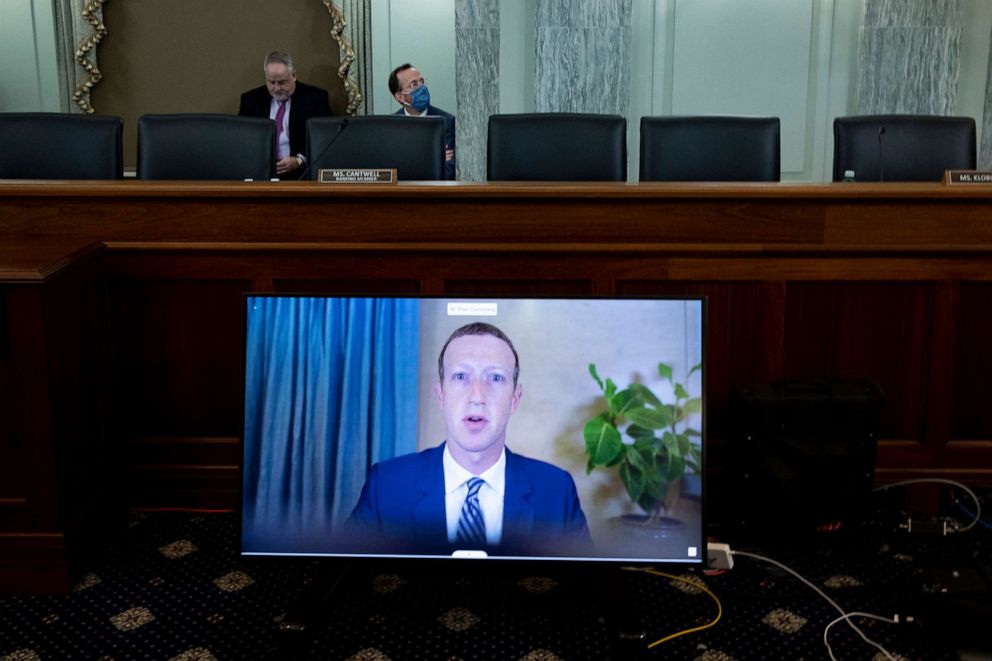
[241,296,705,565]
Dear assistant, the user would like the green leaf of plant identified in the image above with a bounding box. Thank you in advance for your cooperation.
[604,378,617,402]
[588,363,604,391]
[661,431,679,456]
[683,397,702,414]
[685,428,702,437]
[628,383,662,408]
[641,473,666,505]
[674,382,690,400]
[628,405,673,430]
[626,445,654,473]
[667,453,686,480]
[676,433,691,456]
[619,461,645,503]
[584,415,623,467]
[689,362,702,376]
[658,362,673,383]
[626,423,655,443]
[608,387,639,418]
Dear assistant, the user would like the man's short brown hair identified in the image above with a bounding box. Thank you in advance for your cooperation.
[437,322,520,385]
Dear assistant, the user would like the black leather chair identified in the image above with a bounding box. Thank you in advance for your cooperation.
[833,115,976,182]
[640,116,780,182]
[0,112,123,179]
[487,113,627,181]
[306,116,444,181]
[137,114,276,180]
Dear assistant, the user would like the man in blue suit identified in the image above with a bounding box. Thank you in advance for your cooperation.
[348,322,590,556]
[389,63,456,180]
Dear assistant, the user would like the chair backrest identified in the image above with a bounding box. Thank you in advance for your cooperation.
[639,116,781,182]
[306,116,445,181]
[0,112,123,179]
[833,115,976,182]
[137,114,276,180]
[487,113,627,181]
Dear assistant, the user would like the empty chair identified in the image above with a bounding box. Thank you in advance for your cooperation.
[306,116,445,181]
[0,112,123,179]
[833,115,976,182]
[640,116,780,182]
[488,113,627,181]
[138,114,275,180]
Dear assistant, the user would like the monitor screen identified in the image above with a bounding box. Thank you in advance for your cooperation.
[241,296,705,565]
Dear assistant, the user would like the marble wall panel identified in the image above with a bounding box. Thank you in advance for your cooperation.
[983,22,992,169]
[534,0,631,116]
[856,0,963,115]
[456,0,500,181]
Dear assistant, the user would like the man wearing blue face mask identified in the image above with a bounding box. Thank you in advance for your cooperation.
[389,64,456,180]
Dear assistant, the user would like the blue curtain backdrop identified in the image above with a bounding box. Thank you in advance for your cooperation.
[242,297,420,551]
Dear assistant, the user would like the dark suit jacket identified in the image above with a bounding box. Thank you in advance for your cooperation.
[394,105,456,180]
[238,81,332,163]
[347,443,590,556]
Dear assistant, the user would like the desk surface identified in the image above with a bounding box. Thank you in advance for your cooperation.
[3,180,992,282]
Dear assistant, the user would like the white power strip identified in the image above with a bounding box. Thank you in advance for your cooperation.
[707,542,734,570]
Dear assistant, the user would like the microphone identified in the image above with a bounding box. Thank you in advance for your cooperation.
[297,118,349,181]
[877,126,886,183]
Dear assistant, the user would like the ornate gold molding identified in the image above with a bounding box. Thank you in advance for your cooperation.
[322,0,364,115]
[72,0,107,114]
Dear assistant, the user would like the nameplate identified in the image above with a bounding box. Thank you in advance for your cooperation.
[318,168,397,184]
[944,170,992,185]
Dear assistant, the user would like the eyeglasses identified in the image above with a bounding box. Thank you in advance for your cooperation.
[400,77,426,94]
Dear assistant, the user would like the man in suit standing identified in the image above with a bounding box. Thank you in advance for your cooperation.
[239,51,332,179]
[348,322,590,556]
[389,63,456,180]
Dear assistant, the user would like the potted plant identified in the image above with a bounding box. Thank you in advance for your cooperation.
[583,361,702,526]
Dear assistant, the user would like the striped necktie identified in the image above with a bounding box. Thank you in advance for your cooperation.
[456,477,486,547]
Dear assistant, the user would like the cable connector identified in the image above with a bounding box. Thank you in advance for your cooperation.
[707,542,734,570]
[899,517,955,535]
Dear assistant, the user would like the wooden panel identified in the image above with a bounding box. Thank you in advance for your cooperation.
[273,279,422,294]
[783,282,934,440]
[953,282,992,439]
[0,286,56,530]
[125,437,240,509]
[106,278,247,438]
[0,533,68,594]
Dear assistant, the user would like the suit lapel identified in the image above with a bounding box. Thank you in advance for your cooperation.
[502,449,536,546]
[410,444,447,543]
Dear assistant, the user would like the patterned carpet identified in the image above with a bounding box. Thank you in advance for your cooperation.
[1,501,990,660]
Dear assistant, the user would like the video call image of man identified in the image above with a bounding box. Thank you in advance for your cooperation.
[389,63,456,181]
[347,322,591,556]
[239,51,332,179]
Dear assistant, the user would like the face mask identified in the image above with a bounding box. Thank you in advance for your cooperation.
[409,85,431,112]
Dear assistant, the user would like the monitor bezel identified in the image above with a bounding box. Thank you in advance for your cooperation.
[237,293,707,567]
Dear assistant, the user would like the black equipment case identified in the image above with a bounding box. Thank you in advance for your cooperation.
[726,379,884,538]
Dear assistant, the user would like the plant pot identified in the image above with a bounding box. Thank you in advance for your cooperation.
[598,513,695,558]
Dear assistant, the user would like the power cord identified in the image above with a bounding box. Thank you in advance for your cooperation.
[823,611,903,661]
[873,478,982,533]
[730,549,898,661]
[621,567,723,649]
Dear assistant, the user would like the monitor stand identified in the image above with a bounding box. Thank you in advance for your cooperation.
[269,558,353,660]
[266,560,651,660]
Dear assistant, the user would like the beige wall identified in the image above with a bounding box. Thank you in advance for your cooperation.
[89,0,346,167]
